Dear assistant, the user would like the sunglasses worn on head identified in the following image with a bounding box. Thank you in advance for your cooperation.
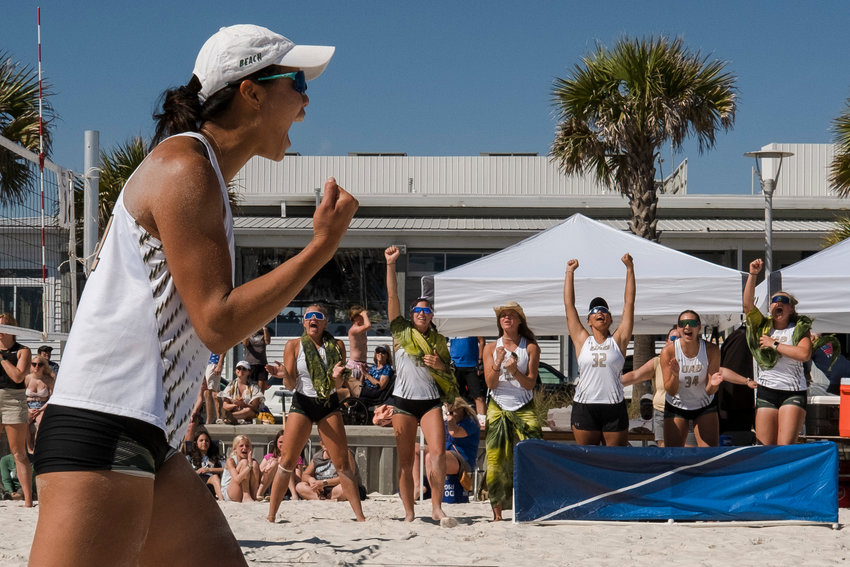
[589,306,609,315]
[257,70,307,93]
[771,295,791,304]
[412,306,432,315]
[304,311,325,320]
[678,319,700,328]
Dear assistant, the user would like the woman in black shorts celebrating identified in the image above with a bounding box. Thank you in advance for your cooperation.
[723,259,812,445]
[385,246,459,526]
[660,310,722,446]
[265,304,365,522]
[563,254,635,446]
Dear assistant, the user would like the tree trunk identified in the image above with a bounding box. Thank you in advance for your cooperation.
[629,335,655,416]
[626,153,659,416]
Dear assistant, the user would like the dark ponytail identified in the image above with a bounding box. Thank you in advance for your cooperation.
[152,65,282,147]
[152,76,203,146]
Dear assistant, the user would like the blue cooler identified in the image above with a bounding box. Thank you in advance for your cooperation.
[443,474,469,503]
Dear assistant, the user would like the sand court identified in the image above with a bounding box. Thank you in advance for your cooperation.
[3,497,847,566]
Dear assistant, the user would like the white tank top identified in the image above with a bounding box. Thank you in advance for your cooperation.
[294,342,337,398]
[489,337,534,411]
[49,133,234,448]
[757,326,807,391]
[574,335,625,404]
[392,347,440,400]
[666,339,714,410]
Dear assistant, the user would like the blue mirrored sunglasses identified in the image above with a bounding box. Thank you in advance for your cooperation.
[304,311,325,320]
[771,295,791,304]
[668,335,680,341]
[588,306,609,315]
[257,70,307,93]
[411,306,433,315]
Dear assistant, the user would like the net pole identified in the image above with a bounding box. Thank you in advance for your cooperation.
[37,7,48,337]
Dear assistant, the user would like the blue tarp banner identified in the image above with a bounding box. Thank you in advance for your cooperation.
[514,440,838,523]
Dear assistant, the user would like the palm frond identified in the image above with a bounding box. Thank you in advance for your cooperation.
[99,137,150,225]
[830,99,850,197]
[0,51,56,205]
[823,216,850,247]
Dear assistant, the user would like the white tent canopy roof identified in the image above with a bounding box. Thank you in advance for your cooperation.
[755,237,850,332]
[432,214,746,336]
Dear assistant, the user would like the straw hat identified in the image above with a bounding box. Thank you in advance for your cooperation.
[493,301,527,323]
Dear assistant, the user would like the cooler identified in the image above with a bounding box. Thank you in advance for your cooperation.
[443,474,469,504]
[806,396,840,436]
[840,378,850,438]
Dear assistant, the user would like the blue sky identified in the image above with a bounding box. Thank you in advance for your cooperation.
[4,1,850,195]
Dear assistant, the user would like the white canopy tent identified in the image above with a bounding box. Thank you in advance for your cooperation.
[755,237,850,332]
[431,214,746,337]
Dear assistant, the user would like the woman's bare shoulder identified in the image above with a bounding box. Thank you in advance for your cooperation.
[123,136,220,235]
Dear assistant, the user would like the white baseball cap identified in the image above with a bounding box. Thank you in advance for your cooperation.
[235,360,252,370]
[193,24,335,103]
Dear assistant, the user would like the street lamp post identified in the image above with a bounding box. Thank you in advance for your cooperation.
[744,150,794,280]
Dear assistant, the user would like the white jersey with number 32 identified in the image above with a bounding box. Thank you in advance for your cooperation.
[574,335,625,404]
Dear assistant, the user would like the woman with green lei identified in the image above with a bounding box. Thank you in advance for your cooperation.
[265,304,365,522]
[721,259,812,445]
[384,246,459,526]
[482,301,542,522]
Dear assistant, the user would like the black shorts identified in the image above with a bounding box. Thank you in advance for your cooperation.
[32,404,176,478]
[455,366,485,401]
[664,397,718,421]
[249,363,269,384]
[390,396,442,421]
[288,392,341,423]
[571,400,629,432]
[756,385,808,411]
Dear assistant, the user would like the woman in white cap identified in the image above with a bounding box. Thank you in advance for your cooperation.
[563,254,635,446]
[30,24,356,566]
[218,361,264,424]
[482,301,542,521]
[719,259,812,445]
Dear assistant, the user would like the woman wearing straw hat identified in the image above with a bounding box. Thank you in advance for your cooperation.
[482,301,542,521]
[30,24,356,566]
[563,254,635,446]
[720,259,812,445]
[384,245,459,527]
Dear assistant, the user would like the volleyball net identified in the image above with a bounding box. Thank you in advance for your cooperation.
[0,134,78,339]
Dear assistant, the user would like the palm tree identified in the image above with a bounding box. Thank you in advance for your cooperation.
[550,36,737,406]
[0,51,55,204]
[97,136,149,227]
[823,216,850,248]
[829,97,850,196]
[551,36,737,241]
[94,136,241,229]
